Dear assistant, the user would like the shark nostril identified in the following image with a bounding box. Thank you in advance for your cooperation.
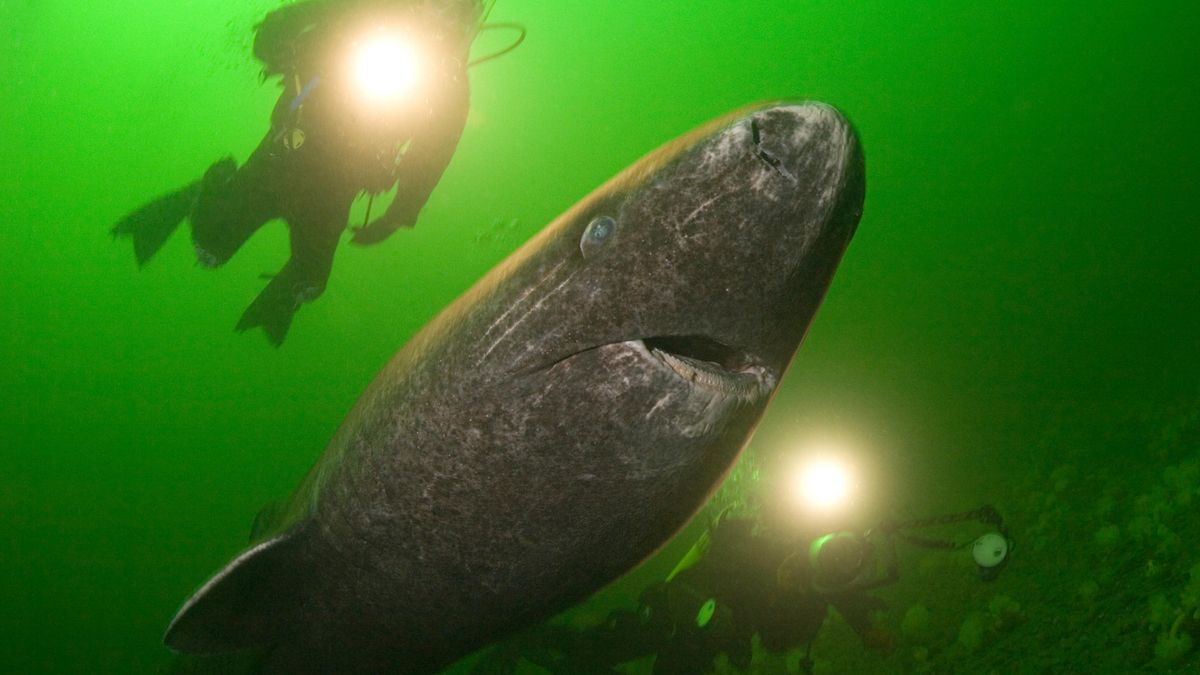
[748,116,797,183]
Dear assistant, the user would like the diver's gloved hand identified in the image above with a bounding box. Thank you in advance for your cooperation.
[351,209,418,246]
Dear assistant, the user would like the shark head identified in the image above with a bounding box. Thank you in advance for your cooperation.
[471,101,864,408]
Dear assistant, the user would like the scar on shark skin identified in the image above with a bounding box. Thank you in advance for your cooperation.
[750,117,798,183]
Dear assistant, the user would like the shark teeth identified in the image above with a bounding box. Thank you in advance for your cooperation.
[651,348,772,402]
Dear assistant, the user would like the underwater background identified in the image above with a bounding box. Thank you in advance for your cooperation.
[2,0,1198,672]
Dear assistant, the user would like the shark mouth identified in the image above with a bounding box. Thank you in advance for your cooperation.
[642,335,774,402]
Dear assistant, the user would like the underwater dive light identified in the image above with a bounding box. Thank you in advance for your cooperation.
[352,33,421,103]
[972,532,1009,567]
[792,456,855,513]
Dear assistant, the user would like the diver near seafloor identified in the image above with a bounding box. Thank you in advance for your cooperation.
[472,500,1013,674]
[111,0,523,345]
[469,509,896,675]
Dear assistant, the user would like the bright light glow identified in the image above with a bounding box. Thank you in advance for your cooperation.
[352,35,420,103]
[793,458,854,511]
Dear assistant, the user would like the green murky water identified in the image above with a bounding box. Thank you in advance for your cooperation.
[2,1,1198,672]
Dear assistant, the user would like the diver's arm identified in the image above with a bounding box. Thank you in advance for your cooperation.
[857,530,900,591]
[352,67,470,245]
[253,0,329,77]
[829,593,892,652]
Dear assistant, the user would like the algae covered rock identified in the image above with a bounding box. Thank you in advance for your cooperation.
[957,613,987,653]
[988,594,1024,632]
[902,603,933,643]
[1155,628,1192,665]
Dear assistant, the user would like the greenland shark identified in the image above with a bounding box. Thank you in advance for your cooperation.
[164,101,865,673]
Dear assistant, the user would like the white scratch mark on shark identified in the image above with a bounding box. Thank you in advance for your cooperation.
[476,260,570,364]
[677,189,735,232]
[478,264,579,365]
[645,393,672,420]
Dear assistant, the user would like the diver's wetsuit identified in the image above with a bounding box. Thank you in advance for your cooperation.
[113,0,480,345]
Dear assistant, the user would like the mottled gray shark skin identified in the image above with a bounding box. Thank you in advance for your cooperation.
[164,101,865,673]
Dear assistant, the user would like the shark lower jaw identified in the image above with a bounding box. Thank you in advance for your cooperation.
[637,335,775,402]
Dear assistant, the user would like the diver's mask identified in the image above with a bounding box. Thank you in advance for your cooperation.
[808,531,868,593]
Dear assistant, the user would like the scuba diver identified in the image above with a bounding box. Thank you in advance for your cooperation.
[470,511,895,675]
[634,511,901,674]
[472,506,1012,675]
[112,0,520,345]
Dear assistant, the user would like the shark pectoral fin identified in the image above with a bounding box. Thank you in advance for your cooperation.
[164,529,306,655]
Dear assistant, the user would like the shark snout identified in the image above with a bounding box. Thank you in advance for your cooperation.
[745,103,856,187]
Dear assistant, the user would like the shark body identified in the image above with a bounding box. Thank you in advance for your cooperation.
[165,101,865,673]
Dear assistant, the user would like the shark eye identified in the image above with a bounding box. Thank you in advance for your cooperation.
[580,216,617,259]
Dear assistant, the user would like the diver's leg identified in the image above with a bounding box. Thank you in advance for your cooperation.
[235,206,347,346]
[190,142,281,267]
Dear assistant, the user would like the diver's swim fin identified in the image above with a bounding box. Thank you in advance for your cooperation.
[235,272,301,347]
[111,181,202,267]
